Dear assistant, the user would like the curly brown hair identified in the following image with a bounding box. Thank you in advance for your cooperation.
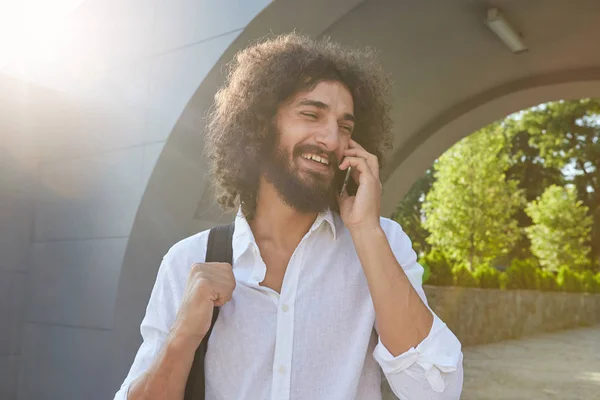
[205,32,393,219]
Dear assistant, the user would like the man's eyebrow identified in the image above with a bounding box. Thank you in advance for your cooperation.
[297,99,356,123]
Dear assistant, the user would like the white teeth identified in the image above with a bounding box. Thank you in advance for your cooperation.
[302,153,329,165]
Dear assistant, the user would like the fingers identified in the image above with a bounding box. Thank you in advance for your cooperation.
[341,140,380,179]
[340,155,370,175]
[190,262,233,279]
[338,156,381,191]
[214,291,233,307]
[342,149,379,179]
[189,262,236,305]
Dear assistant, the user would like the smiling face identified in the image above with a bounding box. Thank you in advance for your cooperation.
[262,80,355,213]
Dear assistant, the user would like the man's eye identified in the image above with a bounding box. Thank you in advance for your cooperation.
[342,125,353,133]
[301,112,318,119]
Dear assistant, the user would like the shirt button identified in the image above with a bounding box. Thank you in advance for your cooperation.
[278,365,286,374]
[281,304,289,312]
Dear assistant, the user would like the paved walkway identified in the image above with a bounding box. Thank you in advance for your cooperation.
[461,325,600,400]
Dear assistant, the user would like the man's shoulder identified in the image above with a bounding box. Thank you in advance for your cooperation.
[163,229,211,264]
[378,216,404,235]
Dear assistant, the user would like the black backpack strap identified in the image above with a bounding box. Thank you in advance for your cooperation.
[184,222,235,400]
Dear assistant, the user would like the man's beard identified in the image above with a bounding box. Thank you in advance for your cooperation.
[262,138,341,214]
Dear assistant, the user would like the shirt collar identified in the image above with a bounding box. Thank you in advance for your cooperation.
[310,208,338,240]
[232,209,257,265]
[231,207,339,265]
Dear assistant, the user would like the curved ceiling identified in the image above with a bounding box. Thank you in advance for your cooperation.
[318,0,600,213]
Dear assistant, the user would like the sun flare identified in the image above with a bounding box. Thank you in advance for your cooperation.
[0,0,83,71]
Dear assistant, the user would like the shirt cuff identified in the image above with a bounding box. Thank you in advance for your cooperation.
[373,314,462,392]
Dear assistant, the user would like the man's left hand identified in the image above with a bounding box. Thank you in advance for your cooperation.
[337,139,382,232]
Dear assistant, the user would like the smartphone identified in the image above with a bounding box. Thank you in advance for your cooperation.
[336,165,358,196]
[339,167,352,196]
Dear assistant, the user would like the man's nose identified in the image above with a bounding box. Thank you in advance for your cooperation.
[314,118,341,152]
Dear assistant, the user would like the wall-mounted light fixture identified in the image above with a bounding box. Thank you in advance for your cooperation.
[485,8,528,53]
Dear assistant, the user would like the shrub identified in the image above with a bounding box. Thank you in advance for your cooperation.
[474,264,502,289]
[420,250,454,286]
[453,264,479,288]
[556,266,585,293]
[580,270,600,293]
[421,262,431,284]
[499,272,508,290]
[505,258,539,290]
[536,269,560,292]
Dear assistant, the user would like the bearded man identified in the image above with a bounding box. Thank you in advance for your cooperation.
[114,33,463,400]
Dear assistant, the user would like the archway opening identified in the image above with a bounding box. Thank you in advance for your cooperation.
[390,97,600,398]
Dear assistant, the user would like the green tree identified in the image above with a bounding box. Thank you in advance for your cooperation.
[392,169,434,255]
[517,99,600,270]
[525,185,593,271]
[504,119,565,260]
[423,124,524,269]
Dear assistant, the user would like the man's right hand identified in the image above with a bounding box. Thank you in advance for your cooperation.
[169,262,236,346]
[127,263,235,400]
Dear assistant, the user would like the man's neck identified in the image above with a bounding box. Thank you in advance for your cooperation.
[249,176,319,252]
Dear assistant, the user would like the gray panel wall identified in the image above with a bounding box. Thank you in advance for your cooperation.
[0,82,37,400]
[0,1,270,399]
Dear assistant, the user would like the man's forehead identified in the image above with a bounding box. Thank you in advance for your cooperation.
[292,81,354,111]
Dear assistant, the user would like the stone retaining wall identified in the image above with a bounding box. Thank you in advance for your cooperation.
[423,285,600,346]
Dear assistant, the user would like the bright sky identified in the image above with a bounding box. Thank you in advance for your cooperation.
[0,0,84,71]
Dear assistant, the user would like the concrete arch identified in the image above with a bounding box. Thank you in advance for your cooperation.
[381,69,600,215]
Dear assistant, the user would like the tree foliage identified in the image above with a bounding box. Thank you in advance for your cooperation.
[419,249,454,286]
[513,99,600,268]
[525,185,593,271]
[556,266,585,292]
[452,264,478,288]
[536,269,560,292]
[392,169,434,255]
[474,264,503,289]
[504,120,564,260]
[422,124,524,269]
[580,270,600,293]
[399,98,600,273]
[505,258,539,290]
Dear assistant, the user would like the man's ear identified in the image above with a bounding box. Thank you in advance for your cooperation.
[261,116,280,140]
[257,121,269,140]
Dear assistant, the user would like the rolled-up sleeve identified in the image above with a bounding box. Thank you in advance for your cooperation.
[374,314,463,399]
[113,253,180,400]
[374,219,464,399]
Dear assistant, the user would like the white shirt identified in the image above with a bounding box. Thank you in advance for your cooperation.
[114,210,463,400]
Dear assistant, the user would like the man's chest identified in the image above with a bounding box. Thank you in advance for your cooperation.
[205,265,378,398]
[202,239,379,399]
[258,246,295,294]
[212,249,375,351]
